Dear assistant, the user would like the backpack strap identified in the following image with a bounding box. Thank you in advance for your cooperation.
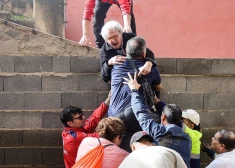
[104,144,114,148]
[97,138,114,148]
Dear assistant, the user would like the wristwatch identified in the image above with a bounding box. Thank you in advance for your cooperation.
[131,88,138,92]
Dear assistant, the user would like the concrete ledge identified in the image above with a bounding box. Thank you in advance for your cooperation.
[0,20,99,57]
[3,147,63,165]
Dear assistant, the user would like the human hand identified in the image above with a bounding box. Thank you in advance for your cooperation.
[123,72,141,90]
[201,142,215,159]
[104,91,111,106]
[123,25,132,33]
[138,61,152,76]
[79,35,92,46]
[108,55,126,66]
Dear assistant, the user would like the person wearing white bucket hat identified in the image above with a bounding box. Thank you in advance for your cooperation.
[182,109,202,168]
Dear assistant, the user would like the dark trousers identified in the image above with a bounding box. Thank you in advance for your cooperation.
[115,107,142,152]
[115,107,160,152]
[93,0,136,48]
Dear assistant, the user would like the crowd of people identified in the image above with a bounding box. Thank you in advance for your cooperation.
[60,1,235,167]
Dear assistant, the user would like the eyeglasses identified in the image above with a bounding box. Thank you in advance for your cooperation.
[73,113,84,120]
[107,33,119,41]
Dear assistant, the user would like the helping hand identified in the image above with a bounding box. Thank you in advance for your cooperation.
[138,61,152,76]
[79,35,92,46]
[123,72,141,90]
[123,26,132,33]
[108,55,127,66]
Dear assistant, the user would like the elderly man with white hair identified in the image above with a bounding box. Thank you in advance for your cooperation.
[100,21,157,84]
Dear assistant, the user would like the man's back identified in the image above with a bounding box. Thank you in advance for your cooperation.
[206,149,235,168]
[119,146,187,168]
[108,59,161,117]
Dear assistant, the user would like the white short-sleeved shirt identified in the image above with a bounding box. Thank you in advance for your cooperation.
[206,149,235,168]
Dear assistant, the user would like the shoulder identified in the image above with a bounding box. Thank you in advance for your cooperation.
[123,32,136,40]
[206,158,227,168]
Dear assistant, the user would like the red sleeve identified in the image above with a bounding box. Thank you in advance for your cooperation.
[83,0,95,20]
[118,0,132,15]
[83,102,108,133]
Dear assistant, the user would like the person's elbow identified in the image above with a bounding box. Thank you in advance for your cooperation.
[153,83,162,91]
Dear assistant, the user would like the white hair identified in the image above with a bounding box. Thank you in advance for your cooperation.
[101,21,123,41]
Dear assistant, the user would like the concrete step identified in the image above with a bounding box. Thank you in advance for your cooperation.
[0,129,62,147]
[0,147,63,166]
[0,110,95,129]
[1,55,235,76]
[1,109,235,129]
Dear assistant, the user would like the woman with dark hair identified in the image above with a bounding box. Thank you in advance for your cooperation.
[74,117,129,168]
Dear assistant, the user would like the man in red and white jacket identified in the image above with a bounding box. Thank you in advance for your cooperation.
[79,0,136,48]
[60,93,110,168]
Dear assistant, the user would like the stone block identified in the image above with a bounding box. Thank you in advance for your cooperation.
[87,47,100,57]
[159,93,170,103]
[0,40,19,54]
[98,76,111,91]
[177,59,212,75]
[23,130,61,147]
[25,93,61,110]
[204,93,235,110]
[4,112,42,129]
[71,56,100,73]
[42,148,63,165]
[0,77,3,92]
[220,77,235,92]
[14,56,52,73]
[53,56,70,73]
[156,58,176,74]
[66,44,88,56]
[0,130,23,147]
[167,93,203,110]
[187,76,220,93]
[0,93,24,110]
[62,92,97,110]
[42,112,63,128]
[212,59,235,75]
[83,110,95,118]
[0,112,4,128]
[161,76,186,93]
[0,56,14,72]
[220,111,235,127]
[5,148,42,165]
[0,148,4,165]
[42,75,78,91]
[4,75,41,91]
[199,111,221,128]
[78,74,99,91]
[201,128,218,144]
[97,92,109,107]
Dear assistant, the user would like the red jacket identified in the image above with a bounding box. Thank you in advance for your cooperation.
[83,0,132,20]
[62,102,108,168]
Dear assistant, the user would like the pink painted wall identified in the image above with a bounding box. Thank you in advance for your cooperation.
[65,0,235,58]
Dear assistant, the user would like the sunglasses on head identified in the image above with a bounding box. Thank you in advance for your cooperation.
[73,113,84,120]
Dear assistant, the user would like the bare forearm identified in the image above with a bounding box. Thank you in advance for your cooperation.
[82,19,91,36]
[123,14,131,28]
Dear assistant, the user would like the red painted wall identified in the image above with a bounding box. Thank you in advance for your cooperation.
[65,0,235,58]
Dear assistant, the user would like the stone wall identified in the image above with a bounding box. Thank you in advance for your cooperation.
[0,0,64,37]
